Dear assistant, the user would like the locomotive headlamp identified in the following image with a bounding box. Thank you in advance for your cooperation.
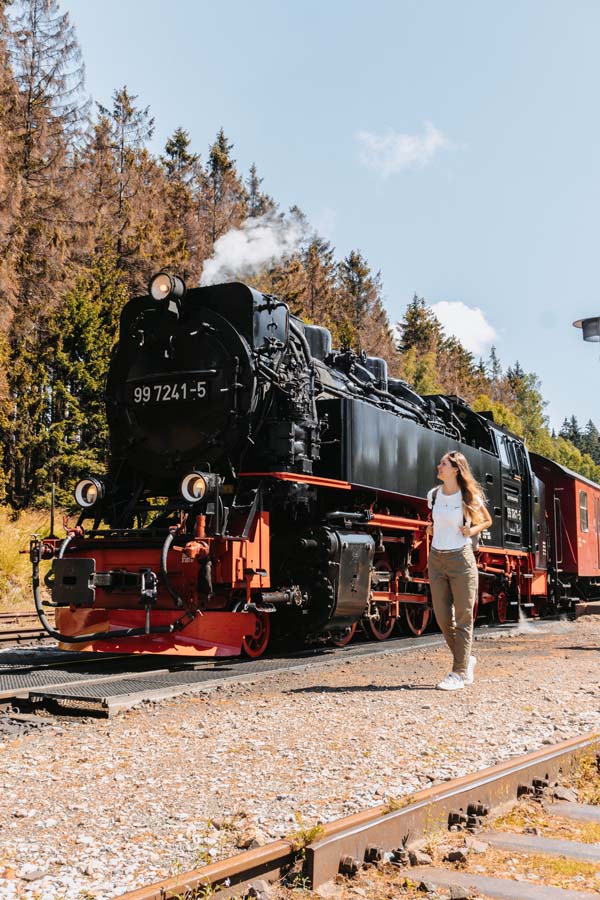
[573,317,600,342]
[74,477,105,508]
[149,271,186,303]
[180,472,208,503]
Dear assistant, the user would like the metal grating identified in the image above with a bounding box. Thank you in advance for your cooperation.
[0,634,441,695]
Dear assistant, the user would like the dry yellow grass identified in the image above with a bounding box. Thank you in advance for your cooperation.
[0,506,55,610]
[573,750,600,805]
[493,798,600,844]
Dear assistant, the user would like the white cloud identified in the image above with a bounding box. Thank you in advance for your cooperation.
[430,301,497,356]
[200,212,304,286]
[356,121,450,176]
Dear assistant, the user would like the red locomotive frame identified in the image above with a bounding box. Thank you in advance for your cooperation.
[48,461,597,658]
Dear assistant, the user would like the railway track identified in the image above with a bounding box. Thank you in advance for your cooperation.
[113,733,600,900]
[0,630,450,714]
[0,609,46,645]
[0,621,533,715]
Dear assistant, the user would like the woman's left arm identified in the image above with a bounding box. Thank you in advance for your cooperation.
[470,502,492,536]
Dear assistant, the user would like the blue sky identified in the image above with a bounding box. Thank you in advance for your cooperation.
[64,0,599,431]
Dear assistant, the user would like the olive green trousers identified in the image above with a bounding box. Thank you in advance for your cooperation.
[428,544,479,677]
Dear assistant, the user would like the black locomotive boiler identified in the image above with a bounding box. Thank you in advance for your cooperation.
[31,272,590,657]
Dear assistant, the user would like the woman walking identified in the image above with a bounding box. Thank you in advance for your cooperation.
[427,451,492,691]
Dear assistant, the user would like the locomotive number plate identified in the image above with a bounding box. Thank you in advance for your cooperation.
[128,378,209,405]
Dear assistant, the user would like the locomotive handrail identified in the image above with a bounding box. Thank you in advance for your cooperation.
[239,471,353,490]
[368,513,429,530]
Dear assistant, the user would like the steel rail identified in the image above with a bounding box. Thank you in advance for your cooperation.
[0,627,45,640]
[114,732,599,900]
[0,611,38,620]
[0,611,44,643]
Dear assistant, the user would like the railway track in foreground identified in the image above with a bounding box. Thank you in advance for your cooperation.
[114,733,600,900]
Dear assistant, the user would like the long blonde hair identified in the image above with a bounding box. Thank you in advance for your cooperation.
[444,451,487,524]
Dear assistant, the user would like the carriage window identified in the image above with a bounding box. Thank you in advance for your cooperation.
[580,490,589,532]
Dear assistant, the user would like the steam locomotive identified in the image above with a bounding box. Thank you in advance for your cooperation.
[31,273,600,657]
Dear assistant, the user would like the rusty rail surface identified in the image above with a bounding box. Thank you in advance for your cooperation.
[114,732,599,900]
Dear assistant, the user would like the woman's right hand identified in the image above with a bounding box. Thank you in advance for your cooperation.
[426,522,433,537]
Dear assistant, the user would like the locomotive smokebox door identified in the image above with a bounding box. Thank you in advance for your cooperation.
[51,558,96,606]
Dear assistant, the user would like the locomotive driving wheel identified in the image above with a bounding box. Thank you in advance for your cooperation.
[363,602,396,641]
[365,556,397,641]
[330,623,358,647]
[241,612,271,658]
[400,603,431,637]
[495,590,508,624]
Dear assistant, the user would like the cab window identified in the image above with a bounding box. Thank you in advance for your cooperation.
[498,436,511,468]
[580,490,589,532]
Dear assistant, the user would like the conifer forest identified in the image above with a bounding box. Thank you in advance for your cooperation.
[0,0,598,511]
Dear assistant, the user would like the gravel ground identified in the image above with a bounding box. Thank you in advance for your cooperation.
[0,617,599,899]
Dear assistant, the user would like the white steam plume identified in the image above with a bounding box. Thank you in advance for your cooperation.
[200,213,304,286]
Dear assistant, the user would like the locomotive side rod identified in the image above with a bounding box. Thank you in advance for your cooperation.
[113,732,599,900]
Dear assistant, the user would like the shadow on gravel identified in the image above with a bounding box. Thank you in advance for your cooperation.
[286,683,438,693]
[555,645,599,651]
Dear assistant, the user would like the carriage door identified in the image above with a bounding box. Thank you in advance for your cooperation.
[553,492,564,573]
[595,496,600,568]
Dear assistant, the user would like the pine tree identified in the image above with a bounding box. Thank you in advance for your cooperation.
[558,415,583,447]
[397,295,443,353]
[4,328,52,506]
[6,0,87,334]
[161,126,206,284]
[302,236,336,324]
[336,250,395,358]
[0,331,10,501]
[581,419,600,464]
[246,163,275,217]
[92,87,158,292]
[437,335,478,401]
[202,128,247,247]
[37,242,129,504]
[506,363,549,448]
[488,346,503,401]
[0,2,20,325]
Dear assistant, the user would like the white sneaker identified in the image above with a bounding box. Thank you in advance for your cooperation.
[464,656,477,685]
[437,672,464,691]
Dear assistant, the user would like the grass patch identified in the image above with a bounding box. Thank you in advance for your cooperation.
[466,847,600,892]
[287,812,324,851]
[0,506,56,610]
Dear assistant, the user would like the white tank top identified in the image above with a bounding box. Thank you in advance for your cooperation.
[428,487,471,551]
